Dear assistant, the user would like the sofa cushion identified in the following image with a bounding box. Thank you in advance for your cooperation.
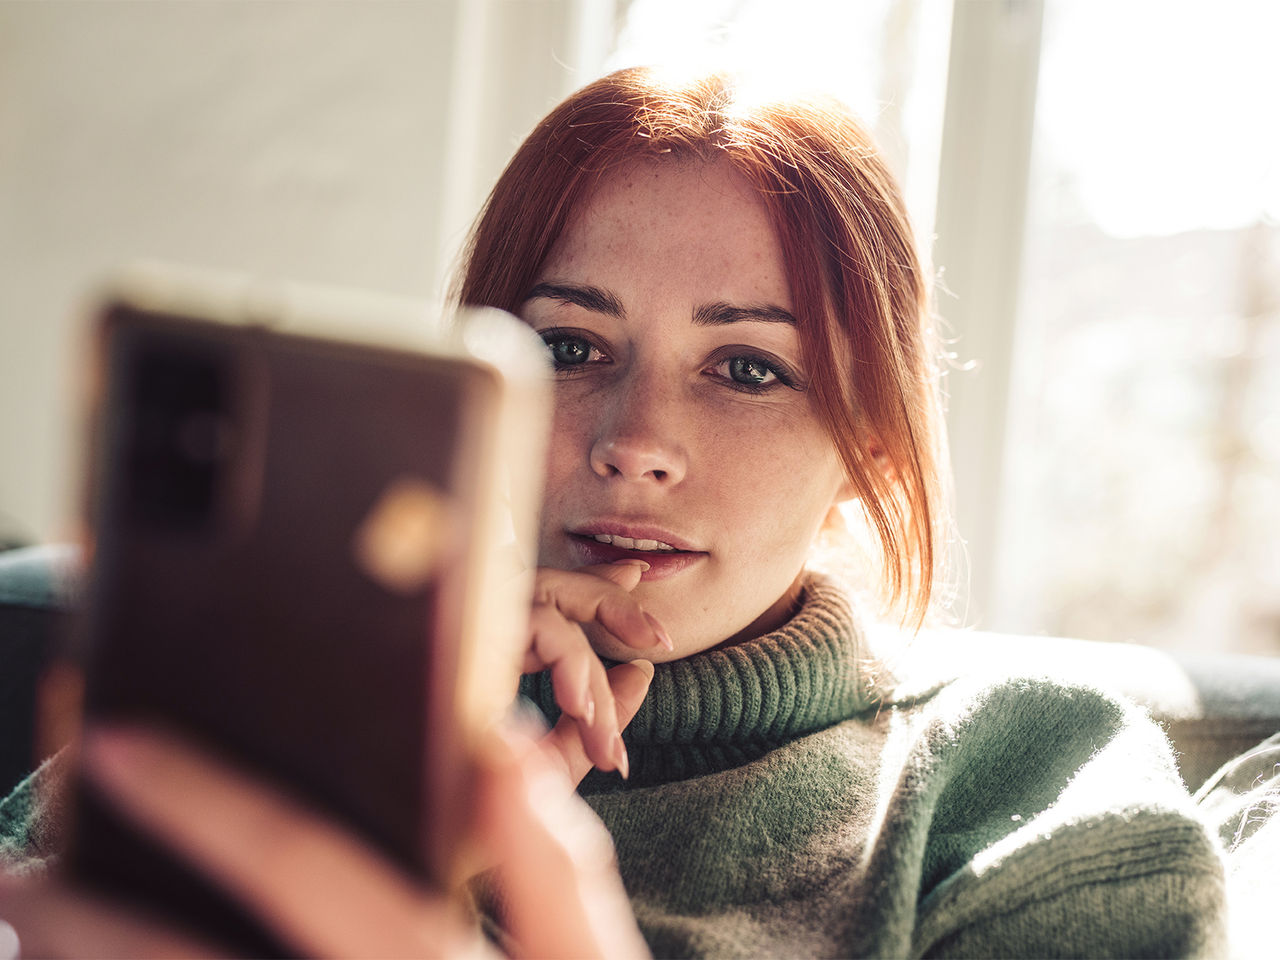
[0,545,81,798]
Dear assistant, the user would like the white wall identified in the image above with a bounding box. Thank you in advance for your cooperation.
[0,0,608,546]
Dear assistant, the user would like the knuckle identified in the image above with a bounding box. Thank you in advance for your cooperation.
[528,604,561,633]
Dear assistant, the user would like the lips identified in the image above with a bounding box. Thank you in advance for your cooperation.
[566,522,706,580]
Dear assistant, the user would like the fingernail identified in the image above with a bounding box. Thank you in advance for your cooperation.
[613,559,651,571]
[629,658,655,683]
[614,733,630,780]
[644,612,674,651]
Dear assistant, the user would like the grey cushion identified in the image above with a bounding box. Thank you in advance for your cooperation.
[0,545,81,797]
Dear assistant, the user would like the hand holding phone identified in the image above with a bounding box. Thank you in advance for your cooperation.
[2,720,650,959]
[60,266,548,954]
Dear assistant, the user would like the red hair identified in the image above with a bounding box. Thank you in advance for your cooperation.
[456,67,947,625]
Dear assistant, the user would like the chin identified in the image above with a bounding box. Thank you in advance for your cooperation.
[599,642,686,665]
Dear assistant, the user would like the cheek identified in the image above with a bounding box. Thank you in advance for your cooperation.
[703,414,844,541]
[542,403,582,484]
[542,379,607,473]
[539,403,587,517]
[536,392,603,563]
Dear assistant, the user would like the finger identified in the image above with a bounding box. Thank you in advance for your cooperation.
[476,728,649,960]
[527,607,620,772]
[525,565,667,776]
[576,652,622,775]
[546,659,654,786]
[526,605,596,722]
[533,567,673,653]
[80,726,488,960]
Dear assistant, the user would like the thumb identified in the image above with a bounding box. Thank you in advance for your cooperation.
[476,721,649,960]
[576,560,649,590]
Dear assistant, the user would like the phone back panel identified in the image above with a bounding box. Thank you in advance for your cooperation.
[68,302,498,948]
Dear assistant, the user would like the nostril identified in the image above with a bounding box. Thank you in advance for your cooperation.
[590,436,685,484]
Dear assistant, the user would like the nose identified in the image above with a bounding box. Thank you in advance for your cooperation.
[588,378,688,485]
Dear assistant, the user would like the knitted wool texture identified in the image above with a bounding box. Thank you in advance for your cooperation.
[0,752,68,878]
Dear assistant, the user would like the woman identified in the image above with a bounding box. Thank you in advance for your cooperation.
[457,68,1228,957]
[0,67,1258,957]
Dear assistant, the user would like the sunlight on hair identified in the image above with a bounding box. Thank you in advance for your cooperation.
[606,0,953,278]
[607,0,891,124]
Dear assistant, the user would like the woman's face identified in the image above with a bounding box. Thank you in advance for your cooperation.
[522,159,849,661]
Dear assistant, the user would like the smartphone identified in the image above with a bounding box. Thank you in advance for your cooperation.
[62,265,548,955]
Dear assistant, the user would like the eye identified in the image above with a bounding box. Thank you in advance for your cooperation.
[725,356,778,387]
[707,351,799,393]
[539,329,606,370]
[548,336,590,365]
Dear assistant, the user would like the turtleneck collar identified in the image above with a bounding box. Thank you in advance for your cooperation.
[520,572,880,789]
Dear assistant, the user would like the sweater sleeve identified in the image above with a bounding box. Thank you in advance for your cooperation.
[0,750,70,878]
[1194,731,1280,957]
[856,677,1227,959]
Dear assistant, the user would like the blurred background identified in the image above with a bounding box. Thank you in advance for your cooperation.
[2,0,1276,655]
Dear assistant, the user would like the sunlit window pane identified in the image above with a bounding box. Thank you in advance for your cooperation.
[994,0,1280,654]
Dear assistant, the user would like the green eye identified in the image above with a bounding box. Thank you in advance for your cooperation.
[728,357,777,386]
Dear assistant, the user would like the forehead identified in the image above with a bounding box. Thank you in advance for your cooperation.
[542,158,791,308]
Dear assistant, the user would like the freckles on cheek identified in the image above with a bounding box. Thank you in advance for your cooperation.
[543,403,583,481]
[718,426,839,529]
[715,406,824,471]
[543,384,611,494]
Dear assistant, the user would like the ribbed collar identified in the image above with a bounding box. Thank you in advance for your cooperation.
[521,573,879,789]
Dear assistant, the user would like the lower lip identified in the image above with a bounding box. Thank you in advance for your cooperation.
[568,535,706,580]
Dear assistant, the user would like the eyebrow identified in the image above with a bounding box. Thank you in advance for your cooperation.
[692,301,797,326]
[525,282,625,318]
[524,281,797,326]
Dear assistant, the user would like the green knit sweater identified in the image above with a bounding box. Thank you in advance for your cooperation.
[523,575,1228,958]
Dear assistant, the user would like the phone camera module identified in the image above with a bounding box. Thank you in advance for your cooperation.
[122,334,235,531]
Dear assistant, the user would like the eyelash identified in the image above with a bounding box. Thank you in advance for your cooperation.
[537,328,801,395]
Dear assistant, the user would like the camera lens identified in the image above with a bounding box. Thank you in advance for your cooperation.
[121,331,232,531]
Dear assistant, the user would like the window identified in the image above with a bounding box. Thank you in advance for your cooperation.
[992,0,1280,654]
[608,0,952,245]
[608,0,1280,655]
